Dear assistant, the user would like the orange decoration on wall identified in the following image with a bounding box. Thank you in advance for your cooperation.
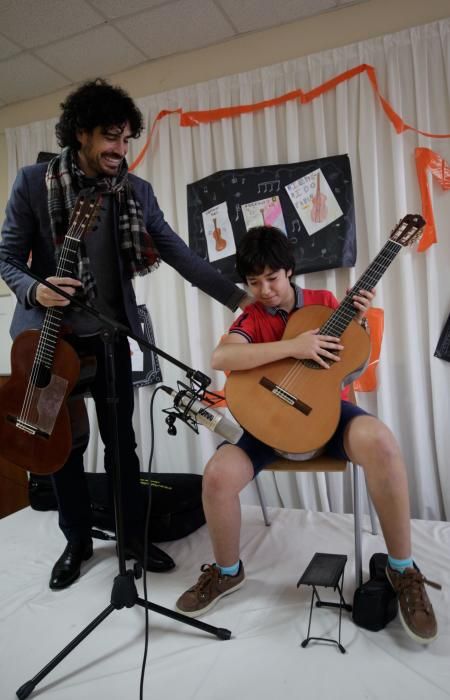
[129,63,450,172]
[414,147,450,252]
[353,307,384,392]
[129,65,450,250]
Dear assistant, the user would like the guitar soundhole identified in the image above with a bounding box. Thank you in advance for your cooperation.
[34,363,51,388]
[302,359,323,370]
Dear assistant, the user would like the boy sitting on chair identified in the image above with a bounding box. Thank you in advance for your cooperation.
[175,225,440,644]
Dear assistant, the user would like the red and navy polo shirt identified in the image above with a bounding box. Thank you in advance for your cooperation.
[228,284,350,400]
[229,285,339,343]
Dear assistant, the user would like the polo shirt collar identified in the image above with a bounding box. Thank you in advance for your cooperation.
[265,284,303,316]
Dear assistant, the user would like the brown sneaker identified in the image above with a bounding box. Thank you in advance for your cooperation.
[176,562,245,618]
[386,564,441,644]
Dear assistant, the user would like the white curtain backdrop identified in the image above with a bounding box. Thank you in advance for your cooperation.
[5,19,450,521]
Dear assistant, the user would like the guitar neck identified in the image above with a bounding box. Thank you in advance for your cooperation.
[321,238,402,337]
[34,233,81,370]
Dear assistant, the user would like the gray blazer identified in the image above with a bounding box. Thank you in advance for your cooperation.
[0,163,244,339]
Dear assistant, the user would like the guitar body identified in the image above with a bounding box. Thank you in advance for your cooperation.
[0,330,80,474]
[225,305,370,457]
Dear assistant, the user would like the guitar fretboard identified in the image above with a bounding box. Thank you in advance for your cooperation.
[320,239,402,338]
[29,192,100,379]
[34,234,81,371]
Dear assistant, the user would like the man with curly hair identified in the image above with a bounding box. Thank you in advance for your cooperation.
[0,79,251,590]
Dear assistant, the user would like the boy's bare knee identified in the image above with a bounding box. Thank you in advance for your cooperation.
[203,445,253,497]
[368,423,400,464]
[204,459,227,494]
[347,417,402,468]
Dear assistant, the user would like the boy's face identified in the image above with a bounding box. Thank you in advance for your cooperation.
[246,267,294,312]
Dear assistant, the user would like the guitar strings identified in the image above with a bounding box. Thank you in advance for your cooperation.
[275,241,401,396]
[18,211,80,426]
[279,242,400,392]
[279,244,399,392]
[18,197,97,428]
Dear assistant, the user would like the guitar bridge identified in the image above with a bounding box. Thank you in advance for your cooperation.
[259,377,312,415]
[7,414,50,439]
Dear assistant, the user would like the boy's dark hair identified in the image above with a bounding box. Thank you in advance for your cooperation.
[236,226,296,282]
[55,78,144,150]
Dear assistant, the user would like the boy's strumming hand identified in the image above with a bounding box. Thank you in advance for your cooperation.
[288,328,343,369]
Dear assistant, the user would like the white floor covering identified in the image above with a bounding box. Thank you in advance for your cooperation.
[1,505,449,700]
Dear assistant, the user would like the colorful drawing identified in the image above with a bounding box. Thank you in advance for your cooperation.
[202,202,236,262]
[285,168,343,236]
[241,196,287,233]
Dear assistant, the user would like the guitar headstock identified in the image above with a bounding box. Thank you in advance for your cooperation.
[390,214,425,247]
[68,191,103,241]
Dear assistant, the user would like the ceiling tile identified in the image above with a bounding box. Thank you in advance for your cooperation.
[0,0,104,49]
[115,0,235,60]
[0,0,372,107]
[0,33,21,60]
[35,25,147,83]
[217,0,337,33]
[0,54,70,105]
[90,0,167,20]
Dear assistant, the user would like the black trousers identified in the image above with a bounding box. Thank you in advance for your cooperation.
[51,334,145,543]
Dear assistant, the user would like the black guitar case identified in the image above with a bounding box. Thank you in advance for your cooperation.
[29,472,205,542]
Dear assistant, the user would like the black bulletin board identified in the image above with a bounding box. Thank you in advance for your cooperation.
[187,155,356,283]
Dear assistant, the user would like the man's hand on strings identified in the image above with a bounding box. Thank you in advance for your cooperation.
[36,276,82,307]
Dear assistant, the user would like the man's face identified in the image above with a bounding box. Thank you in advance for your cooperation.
[76,122,132,177]
[246,266,294,311]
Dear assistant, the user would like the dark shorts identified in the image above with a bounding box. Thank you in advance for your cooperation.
[227,400,370,477]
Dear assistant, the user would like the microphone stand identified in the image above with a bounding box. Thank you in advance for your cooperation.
[1,259,231,700]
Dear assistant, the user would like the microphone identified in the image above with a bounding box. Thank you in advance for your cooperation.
[161,385,243,444]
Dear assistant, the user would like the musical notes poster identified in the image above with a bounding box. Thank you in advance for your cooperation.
[187,154,356,283]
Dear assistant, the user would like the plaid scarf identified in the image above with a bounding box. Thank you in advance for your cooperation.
[45,147,160,302]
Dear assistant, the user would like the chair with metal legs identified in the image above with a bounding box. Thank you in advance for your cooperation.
[254,382,379,587]
[253,307,385,586]
[255,455,378,587]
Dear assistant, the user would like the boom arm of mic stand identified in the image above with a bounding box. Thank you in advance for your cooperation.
[1,255,211,388]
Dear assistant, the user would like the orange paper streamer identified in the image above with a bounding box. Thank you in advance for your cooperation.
[354,307,384,392]
[414,147,450,252]
[129,63,450,171]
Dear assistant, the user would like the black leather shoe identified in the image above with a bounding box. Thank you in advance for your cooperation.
[123,537,175,572]
[49,540,93,590]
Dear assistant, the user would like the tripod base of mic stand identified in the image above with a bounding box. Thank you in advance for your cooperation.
[16,568,231,699]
